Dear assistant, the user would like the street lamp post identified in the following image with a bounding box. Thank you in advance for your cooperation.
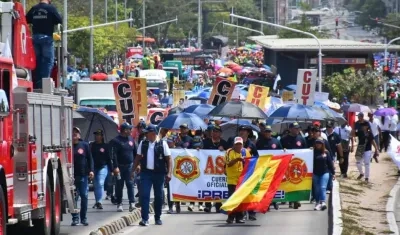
[197,0,202,49]
[62,0,68,88]
[384,36,400,70]
[143,0,146,50]
[230,13,324,92]
[90,0,94,76]
[223,22,265,35]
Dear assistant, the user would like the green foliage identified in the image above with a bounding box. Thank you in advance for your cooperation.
[379,13,400,42]
[353,0,387,29]
[278,14,329,38]
[67,16,137,65]
[298,2,312,11]
[324,66,381,104]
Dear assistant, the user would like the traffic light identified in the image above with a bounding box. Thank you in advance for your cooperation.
[383,66,392,78]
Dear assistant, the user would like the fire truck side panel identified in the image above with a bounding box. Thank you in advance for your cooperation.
[13,91,73,220]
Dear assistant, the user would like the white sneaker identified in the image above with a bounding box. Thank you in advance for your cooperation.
[188,205,194,211]
[117,204,123,212]
[314,203,322,211]
[320,202,327,211]
[198,205,204,211]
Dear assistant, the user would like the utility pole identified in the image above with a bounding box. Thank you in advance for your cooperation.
[260,0,263,32]
[197,0,202,49]
[124,0,127,19]
[62,0,68,88]
[143,0,146,50]
[105,0,108,23]
[115,0,118,30]
[90,0,94,75]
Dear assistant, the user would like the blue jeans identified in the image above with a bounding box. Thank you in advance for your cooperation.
[312,173,329,202]
[140,170,165,221]
[32,34,54,89]
[72,176,89,222]
[115,164,135,204]
[94,166,108,203]
[105,171,115,196]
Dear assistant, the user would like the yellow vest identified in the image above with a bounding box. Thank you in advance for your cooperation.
[225,148,250,185]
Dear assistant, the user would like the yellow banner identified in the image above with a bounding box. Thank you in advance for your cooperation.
[113,81,141,126]
[282,91,294,102]
[207,77,236,106]
[173,90,185,107]
[246,84,269,109]
[128,77,148,117]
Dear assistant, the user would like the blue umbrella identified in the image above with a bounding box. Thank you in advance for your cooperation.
[313,101,346,124]
[74,107,118,142]
[268,104,329,121]
[284,84,297,91]
[158,113,208,130]
[197,91,210,99]
[183,104,215,118]
[188,96,208,104]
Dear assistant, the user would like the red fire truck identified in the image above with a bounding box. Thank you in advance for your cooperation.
[0,2,76,235]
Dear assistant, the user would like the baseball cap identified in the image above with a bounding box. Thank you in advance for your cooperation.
[137,121,146,129]
[179,123,188,129]
[143,124,157,133]
[192,136,203,148]
[234,136,244,144]
[93,129,104,135]
[326,122,334,128]
[357,113,364,117]
[207,124,215,131]
[289,122,300,128]
[213,125,222,132]
[120,122,133,130]
[312,121,321,127]
[239,125,252,131]
[315,137,325,144]
[73,127,81,134]
[312,126,321,132]
[264,125,272,132]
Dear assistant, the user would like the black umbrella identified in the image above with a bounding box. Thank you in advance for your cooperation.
[168,106,183,116]
[207,100,268,120]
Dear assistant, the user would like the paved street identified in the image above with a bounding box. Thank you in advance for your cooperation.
[59,186,150,235]
[119,203,329,235]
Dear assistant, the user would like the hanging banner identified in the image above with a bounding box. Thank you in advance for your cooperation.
[388,135,400,170]
[169,149,313,203]
[246,84,270,109]
[173,90,185,107]
[147,108,167,125]
[208,77,236,106]
[113,81,139,126]
[127,77,148,117]
[295,69,317,106]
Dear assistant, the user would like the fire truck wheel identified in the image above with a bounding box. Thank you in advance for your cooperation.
[0,186,6,235]
[33,175,52,235]
[52,175,61,235]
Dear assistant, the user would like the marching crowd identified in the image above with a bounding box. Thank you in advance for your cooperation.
[71,110,389,226]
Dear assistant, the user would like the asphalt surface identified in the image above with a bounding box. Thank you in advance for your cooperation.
[59,186,152,235]
[119,203,329,235]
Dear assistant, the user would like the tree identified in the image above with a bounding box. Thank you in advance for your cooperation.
[354,0,387,29]
[379,13,400,43]
[323,66,381,104]
[277,14,329,38]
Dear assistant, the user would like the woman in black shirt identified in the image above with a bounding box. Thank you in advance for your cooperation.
[313,137,335,211]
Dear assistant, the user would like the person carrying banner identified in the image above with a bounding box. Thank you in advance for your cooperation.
[225,137,250,224]
[202,125,228,212]
[134,125,172,226]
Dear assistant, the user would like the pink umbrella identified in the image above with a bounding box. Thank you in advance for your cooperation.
[229,65,242,73]
[214,64,223,70]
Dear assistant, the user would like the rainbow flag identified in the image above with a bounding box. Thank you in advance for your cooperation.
[220,154,292,213]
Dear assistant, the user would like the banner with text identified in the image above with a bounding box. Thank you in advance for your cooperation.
[208,77,236,106]
[295,69,317,106]
[113,81,141,126]
[169,149,313,202]
[246,84,270,109]
[127,77,148,117]
[173,90,185,107]
[147,108,167,125]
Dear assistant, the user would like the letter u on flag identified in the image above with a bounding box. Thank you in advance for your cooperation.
[220,154,292,213]
[246,84,269,109]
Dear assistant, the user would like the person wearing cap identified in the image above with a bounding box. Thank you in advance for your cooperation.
[134,125,172,226]
[201,125,227,213]
[225,136,250,224]
[175,124,193,148]
[256,125,282,150]
[355,122,379,182]
[90,129,112,210]
[136,121,147,145]
[312,121,328,140]
[334,120,354,178]
[312,137,335,211]
[71,127,94,226]
[280,122,306,209]
[110,122,138,212]
[324,122,343,193]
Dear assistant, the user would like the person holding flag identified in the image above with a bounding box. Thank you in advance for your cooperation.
[224,137,250,224]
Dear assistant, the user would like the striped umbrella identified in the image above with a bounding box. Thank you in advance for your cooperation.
[158,113,208,130]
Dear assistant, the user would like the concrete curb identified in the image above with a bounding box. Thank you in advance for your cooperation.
[386,177,400,235]
[89,202,158,235]
[331,180,343,235]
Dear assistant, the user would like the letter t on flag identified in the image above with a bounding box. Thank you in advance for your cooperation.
[2,38,18,90]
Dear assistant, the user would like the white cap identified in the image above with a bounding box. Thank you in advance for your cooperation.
[234,137,243,144]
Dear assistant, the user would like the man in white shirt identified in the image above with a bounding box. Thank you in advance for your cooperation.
[334,120,354,178]
[133,125,172,226]
[368,113,381,150]
[390,115,398,139]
